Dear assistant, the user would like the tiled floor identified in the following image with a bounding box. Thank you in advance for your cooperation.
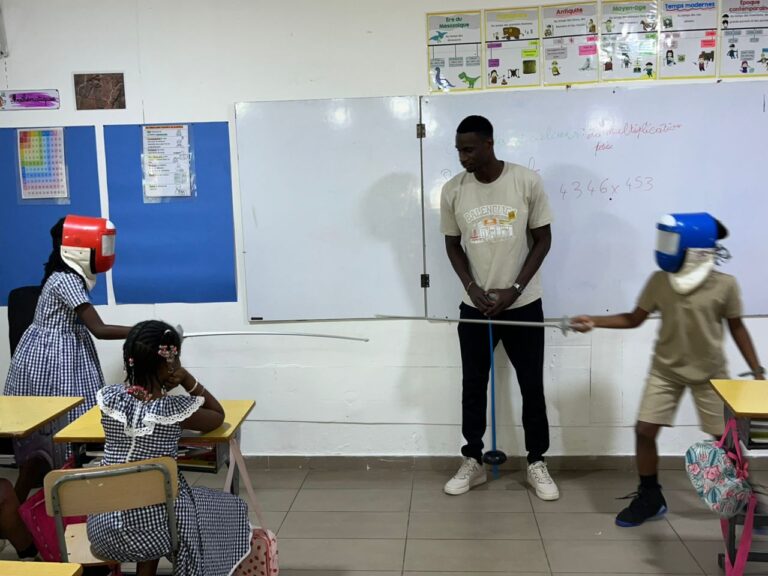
[2,464,766,575]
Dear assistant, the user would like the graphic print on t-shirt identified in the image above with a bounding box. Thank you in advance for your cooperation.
[465,205,517,244]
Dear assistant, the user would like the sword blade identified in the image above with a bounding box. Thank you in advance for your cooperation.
[182,331,369,342]
[376,315,572,335]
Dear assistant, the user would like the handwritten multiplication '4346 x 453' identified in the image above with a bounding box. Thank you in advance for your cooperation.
[559,176,654,200]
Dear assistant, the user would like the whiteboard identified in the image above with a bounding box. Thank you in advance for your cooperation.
[422,82,768,318]
[236,97,424,320]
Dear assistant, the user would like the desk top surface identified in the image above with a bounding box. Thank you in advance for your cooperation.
[711,379,768,418]
[54,399,255,443]
[0,396,84,437]
[0,560,83,575]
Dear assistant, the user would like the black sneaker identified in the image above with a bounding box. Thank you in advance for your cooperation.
[615,486,668,527]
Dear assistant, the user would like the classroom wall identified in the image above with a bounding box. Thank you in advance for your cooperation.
[1,0,765,458]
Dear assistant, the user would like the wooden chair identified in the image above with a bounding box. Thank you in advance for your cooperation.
[43,457,179,571]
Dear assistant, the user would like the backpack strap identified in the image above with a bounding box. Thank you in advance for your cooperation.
[720,493,758,576]
[716,418,739,450]
[718,418,748,474]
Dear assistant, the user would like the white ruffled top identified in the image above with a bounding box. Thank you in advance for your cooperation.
[97,383,204,438]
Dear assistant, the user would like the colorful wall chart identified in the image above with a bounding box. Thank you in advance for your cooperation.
[17,128,68,200]
[485,8,542,87]
[1,127,105,305]
[600,1,660,81]
[659,0,718,79]
[427,11,484,91]
[541,3,600,85]
[720,0,768,76]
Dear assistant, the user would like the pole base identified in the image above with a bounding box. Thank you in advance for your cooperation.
[482,450,508,466]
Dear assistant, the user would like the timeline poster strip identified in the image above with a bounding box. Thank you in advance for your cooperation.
[659,0,718,79]
[600,1,660,81]
[541,3,600,85]
[720,0,768,76]
[427,11,484,92]
[485,8,542,88]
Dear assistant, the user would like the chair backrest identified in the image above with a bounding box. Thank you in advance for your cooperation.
[44,457,180,567]
[8,285,42,355]
[44,456,179,517]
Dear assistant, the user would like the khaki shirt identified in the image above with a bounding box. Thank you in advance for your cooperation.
[440,162,552,310]
[638,270,742,383]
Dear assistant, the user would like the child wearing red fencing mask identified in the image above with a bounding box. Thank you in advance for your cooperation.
[4,215,132,499]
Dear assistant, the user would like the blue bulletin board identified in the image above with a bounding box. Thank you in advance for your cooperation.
[104,122,237,304]
[0,126,107,306]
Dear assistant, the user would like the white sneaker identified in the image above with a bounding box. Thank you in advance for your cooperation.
[527,460,559,501]
[444,457,487,495]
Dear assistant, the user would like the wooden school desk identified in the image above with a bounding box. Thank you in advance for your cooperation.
[0,560,83,575]
[54,399,255,495]
[711,379,768,569]
[0,397,84,469]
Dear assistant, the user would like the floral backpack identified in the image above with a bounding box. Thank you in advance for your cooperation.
[686,418,757,576]
[686,419,752,517]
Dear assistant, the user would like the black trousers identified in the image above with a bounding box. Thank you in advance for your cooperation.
[458,299,550,464]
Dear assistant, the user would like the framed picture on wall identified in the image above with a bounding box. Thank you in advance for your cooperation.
[73,72,126,110]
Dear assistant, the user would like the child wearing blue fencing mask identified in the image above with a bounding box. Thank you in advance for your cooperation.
[571,213,764,527]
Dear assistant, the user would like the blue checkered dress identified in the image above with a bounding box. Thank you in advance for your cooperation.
[4,271,103,422]
[87,385,251,576]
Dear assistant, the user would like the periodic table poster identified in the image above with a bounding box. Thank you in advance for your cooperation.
[17,128,69,200]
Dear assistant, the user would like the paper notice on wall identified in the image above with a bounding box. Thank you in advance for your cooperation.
[1,90,60,110]
[18,128,69,200]
[142,124,192,198]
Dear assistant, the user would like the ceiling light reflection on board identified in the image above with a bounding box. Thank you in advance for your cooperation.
[327,104,351,129]
[388,97,416,120]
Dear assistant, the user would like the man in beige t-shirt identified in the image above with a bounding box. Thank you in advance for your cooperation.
[440,115,559,501]
[573,213,764,527]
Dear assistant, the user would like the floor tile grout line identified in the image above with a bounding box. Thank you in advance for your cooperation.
[663,495,725,575]
[285,466,311,518]
[527,487,556,576]
[401,470,416,576]
[677,536,712,576]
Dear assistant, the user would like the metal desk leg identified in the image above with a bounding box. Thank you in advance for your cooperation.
[223,436,268,529]
[231,430,241,496]
[224,435,251,499]
[72,442,86,468]
[728,517,737,566]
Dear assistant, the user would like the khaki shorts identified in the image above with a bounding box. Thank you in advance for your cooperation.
[637,372,725,436]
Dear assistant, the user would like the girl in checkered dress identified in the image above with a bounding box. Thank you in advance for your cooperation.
[87,321,251,576]
[4,217,131,499]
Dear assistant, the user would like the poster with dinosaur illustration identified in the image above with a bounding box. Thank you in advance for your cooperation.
[658,0,717,79]
[600,1,660,81]
[427,11,484,92]
[541,2,600,85]
[720,0,768,77]
[485,8,542,88]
